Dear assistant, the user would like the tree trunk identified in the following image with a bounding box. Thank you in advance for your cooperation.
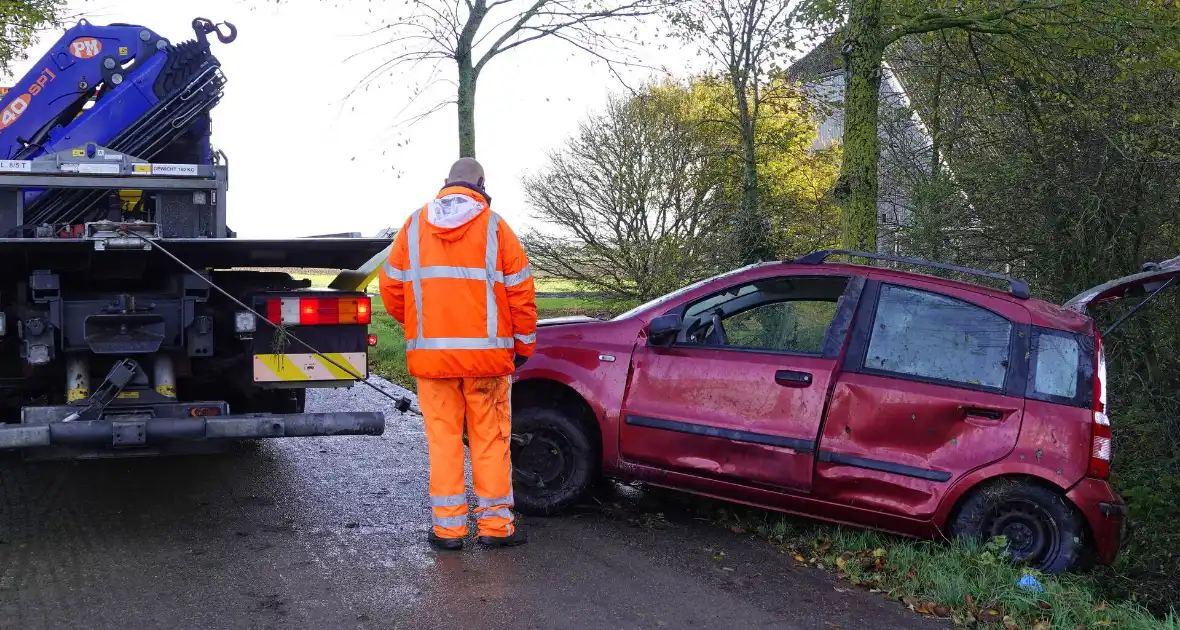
[734,85,770,264]
[838,0,885,252]
[457,60,478,158]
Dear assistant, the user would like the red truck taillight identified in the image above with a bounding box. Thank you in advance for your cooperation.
[1089,334,1112,479]
[265,296,371,326]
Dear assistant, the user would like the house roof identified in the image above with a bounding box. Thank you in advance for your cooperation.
[786,36,842,83]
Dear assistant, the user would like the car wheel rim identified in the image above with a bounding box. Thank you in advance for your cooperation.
[985,499,1059,567]
[511,429,573,491]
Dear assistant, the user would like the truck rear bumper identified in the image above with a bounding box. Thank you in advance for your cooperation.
[0,411,385,450]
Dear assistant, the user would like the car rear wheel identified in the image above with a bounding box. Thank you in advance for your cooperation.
[510,405,597,516]
[950,479,1087,574]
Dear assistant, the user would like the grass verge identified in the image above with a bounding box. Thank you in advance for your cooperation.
[704,503,1176,629]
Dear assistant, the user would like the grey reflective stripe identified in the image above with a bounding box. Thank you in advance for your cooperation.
[431,494,467,508]
[406,337,515,351]
[382,261,406,281]
[418,266,504,282]
[407,210,424,342]
[514,333,536,345]
[403,208,512,353]
[477,493,514,508]
[433,514,468,528]
[477,507,514,521]
[504,264,532,287]
[485,213,500,342]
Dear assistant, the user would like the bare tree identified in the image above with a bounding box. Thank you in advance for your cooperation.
[522,84,731,302]
[346,0,665,158]
[668,0,796,263]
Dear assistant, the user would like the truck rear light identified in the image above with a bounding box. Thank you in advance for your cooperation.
[265,296,372,326]
[367,334,378,347]
[1089,334,1112,479]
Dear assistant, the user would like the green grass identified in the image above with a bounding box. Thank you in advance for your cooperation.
[656,495,1177,629]
[368,310,411,389]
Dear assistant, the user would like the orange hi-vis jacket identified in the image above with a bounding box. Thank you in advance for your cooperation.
[379,184,537,379]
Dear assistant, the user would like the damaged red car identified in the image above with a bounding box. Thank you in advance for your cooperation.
[509,250,1166,573]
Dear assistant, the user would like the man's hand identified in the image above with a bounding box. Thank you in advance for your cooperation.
[513,354,529,369]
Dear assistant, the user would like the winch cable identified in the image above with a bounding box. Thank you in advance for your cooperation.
[115,227,413,413]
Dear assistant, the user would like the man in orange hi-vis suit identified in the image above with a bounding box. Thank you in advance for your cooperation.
[379,157,537,550]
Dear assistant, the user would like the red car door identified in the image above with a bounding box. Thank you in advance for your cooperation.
[815,275,1031,518]
[619,273,863,493]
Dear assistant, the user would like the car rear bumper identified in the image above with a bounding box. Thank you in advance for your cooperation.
[0,407,385,451]
[1067,477,1129,565]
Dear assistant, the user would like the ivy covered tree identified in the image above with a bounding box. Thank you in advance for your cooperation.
[793,0,1112,252]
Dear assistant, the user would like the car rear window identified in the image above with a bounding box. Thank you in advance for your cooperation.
[1026,327,1094,407]
[1033,333,1079,398]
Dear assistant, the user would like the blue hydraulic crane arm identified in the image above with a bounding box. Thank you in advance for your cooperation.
[0,17,236,231]
[0,17,235,161]
[0,20,166,160]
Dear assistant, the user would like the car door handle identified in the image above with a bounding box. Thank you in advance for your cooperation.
[963,407,1003,420]
[775,370,812,387]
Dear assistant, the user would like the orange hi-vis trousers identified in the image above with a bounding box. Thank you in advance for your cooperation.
[418,375,516,539]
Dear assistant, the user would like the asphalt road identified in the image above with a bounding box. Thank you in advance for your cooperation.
[0,378,939,630]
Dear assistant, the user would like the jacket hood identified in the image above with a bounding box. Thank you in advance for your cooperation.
[425,184,489,241]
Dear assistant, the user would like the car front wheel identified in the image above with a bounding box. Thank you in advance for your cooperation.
[950,479,1087,574]
[510,405,597,516]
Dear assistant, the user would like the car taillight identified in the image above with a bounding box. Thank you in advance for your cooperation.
[1089,333,1112,479]
[265,296,372,326]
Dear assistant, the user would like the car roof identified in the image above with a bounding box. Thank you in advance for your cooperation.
[767,260,1095,335]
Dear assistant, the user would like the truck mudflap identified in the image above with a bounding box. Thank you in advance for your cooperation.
[0,407,384,450]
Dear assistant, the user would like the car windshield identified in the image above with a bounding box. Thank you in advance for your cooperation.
[611,263,766,321]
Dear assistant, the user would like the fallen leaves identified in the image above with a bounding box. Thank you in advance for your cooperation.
[900,597,950,618]
[976,607,1004,624]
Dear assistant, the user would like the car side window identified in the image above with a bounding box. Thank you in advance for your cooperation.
[724,301,837,354]
[865,284,1012,390]
[680,276,848,354]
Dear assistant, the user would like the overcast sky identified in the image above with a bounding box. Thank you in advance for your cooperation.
[7,0,703,238]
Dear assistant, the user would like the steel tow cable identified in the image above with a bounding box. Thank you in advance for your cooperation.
[115,227,412,413]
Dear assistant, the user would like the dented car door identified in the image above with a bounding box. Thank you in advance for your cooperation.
[814,274,1031,519]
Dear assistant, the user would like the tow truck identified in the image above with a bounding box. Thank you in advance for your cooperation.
[0,17,403,460]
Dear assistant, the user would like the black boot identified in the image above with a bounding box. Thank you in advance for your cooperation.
[477,528,528,548]
[428,532,464,551]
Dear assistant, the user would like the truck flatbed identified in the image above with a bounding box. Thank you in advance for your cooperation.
[0,237,392,270]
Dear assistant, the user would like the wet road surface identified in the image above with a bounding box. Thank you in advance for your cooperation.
[0,378,939,629]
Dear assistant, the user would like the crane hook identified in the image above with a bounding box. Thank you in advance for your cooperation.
[191,18,238,45]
